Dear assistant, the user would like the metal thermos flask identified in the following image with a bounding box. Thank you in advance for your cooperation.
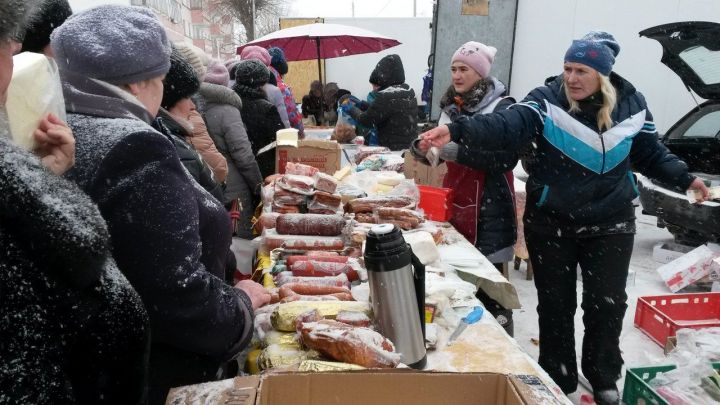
[364,223,426,369]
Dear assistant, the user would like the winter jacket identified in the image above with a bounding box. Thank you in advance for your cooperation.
[153,109,225,201]
[199,82,263,238]
[270,66,304,137]
[187,110,228,183]
[264,82,290,129]
[234,83,285,179]
[0,135,149,404]
[447,72,695,237]
[348,54,417,150]
[301,93,326,125]
[58,69,255,403]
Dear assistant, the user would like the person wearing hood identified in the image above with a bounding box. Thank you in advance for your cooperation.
[1,1,149,403]
[341,54,418,150]
[199,59,263,239]
[51,6,271,403]
[173,41,229,183]
[232,59,284,179]
[421,31,709,405]
[301,80,326,126]
[410,41,517,336]
[240,45,290,130]
[153,46,224,201]
[268,46,304,137]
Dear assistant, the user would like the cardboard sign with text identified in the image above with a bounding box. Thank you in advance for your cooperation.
[276,139,341,175]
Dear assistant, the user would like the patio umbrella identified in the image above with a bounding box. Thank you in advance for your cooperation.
[237,23,401,84]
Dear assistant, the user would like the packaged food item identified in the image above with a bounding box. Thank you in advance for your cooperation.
[275,214,345,236]
[345,195,416,213]
[257,343,320,370]
[290,260,358,281]
[270,301,372,332]
[336,311,371,328]
[285,255,348,266]
[286,162,319,177]
[314,172,339,194]
[276,174,315,195]
[274,272,350,289]
[262,229,345,251]
[262,330,298,347]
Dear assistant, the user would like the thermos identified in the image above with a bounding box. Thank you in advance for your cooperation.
[364,223,426,369]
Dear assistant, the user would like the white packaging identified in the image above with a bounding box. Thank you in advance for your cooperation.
[5,52,66,151]
[652,242,695,264]
[657,245,720,292]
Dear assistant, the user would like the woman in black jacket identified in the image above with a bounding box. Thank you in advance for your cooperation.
[421,31,709,404]
[344,54,417,150]
[232,59,285,179]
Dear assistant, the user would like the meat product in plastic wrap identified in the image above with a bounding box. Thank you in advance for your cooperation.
[273,185,306,206]
[345,195,416,213]
[311,191,342,207]
[286,162,319,177]
[307,251,340,258]
[354,146,391,165]
[271,203,301,214]
[275,272,350,289]
[336,311,372,328]
[300,320,400,368]
[254,212,280,233]
[279,283,354,303]
[314,172,339,194]
[276,214,345,236]
[290,260,359,281]
[264,173,283,185]
[263,229,344,250]
[285,255,348,266]
[276,174,315,195]
[376,207,424,230]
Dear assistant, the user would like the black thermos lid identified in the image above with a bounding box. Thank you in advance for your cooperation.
[364,224,410,272]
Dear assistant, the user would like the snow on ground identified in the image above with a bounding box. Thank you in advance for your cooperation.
[511,207,674,404]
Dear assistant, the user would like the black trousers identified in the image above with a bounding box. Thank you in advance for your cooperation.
[525,230,634,394]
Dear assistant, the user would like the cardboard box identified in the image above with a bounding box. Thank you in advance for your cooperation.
[652,242,695,264]
[276,139,342,175]
[404,152,447,187]
[166,371,560,405]
[656,244,720,292]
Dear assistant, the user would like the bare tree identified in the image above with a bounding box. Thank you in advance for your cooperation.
[216,0,289,43]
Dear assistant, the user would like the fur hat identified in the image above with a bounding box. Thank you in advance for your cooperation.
[234,59,270,88]
[0,0,38,42]
[50,5,171,85]
[451,41,497,78]
[173,41,207,81]
[240,45,271,66]
[161,46,200,109]
[205,59,230,87]
[21,0,72,53]
[268,47,288,75]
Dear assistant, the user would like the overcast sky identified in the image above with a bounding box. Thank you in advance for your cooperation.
[289,0,433,18]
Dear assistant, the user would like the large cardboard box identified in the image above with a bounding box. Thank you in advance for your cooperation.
[652,242,694,264]
[404,152,448,187]
[166,371,560,405]
[276,139,342,175]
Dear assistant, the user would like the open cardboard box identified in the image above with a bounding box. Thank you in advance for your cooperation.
[275,139,342,175]
[166,370,560,405]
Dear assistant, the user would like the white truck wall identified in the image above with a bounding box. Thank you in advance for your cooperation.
[511,0,720,133]
[324,17,432,104]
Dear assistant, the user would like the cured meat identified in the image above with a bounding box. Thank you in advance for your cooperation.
[286,162,319,177]
[271,203,301,214]
[336,311,371,328]
[276,174,315,195]
[273,185,306,206]
[276,214,345,236]
[254,212,280,233]
[300,320,400,368]
[285,255,348,266]
[314,172,339,194]
[345,196,416,213]
[290,260,359,282]
[275,272,350,289]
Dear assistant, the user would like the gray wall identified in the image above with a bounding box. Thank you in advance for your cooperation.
[430,0,518,120]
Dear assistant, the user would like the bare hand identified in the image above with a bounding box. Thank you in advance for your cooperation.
[421,125,451,148]
[688,177,709,202]
[34,113,75,175]
[235,279,272,310]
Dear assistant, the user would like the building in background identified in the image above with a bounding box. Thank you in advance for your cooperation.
[124,0,236,60]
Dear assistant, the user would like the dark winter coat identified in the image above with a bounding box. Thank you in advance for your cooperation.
[301,93,326,125]
[58,69,255,403]
[0,135,149,404]
[442,78,517,260]
[348,54,417,150]
[233,83,285,179]
[198,82,263,238]
[447,72,695,237]
[153,108,224,201]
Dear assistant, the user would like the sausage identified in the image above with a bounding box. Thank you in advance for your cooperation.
[279,283,351,298]
[290,260,359,282]
[275,214,345,236]
[285,255,348,266]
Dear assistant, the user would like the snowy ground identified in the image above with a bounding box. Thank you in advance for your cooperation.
[510,207,675,404]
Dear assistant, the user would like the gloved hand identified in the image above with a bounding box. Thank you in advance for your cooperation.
[338,93,353,106]
[357,100,370,111]
[340,102,353,114]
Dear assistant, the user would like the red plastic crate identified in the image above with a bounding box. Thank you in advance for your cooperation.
[417,185,454,222]
[633,292,720,347]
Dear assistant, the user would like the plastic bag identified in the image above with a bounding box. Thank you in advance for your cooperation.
[331,107,356,144]
[6,53,66,151]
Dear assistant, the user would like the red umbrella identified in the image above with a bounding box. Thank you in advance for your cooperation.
[237,23,401,83]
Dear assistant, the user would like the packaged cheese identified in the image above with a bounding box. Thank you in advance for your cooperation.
[6,53,66,151]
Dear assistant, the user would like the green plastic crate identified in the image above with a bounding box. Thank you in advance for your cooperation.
[622,362,720,404]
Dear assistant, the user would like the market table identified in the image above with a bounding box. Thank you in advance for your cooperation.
[303,127,360,167]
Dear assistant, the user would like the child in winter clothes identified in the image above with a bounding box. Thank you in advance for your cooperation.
[51,6,271,403]
[421,31,709,405]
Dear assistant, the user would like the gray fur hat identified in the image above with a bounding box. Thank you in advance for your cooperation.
[50,5,171,85]
[0,0,39,42]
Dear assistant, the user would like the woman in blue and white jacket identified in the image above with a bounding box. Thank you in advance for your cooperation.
[421,31,708,405]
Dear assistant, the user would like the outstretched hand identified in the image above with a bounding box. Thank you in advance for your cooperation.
[420,124,451,148]
[688,177,710,202]
[235,279,272,309]
[33,113,75,175]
